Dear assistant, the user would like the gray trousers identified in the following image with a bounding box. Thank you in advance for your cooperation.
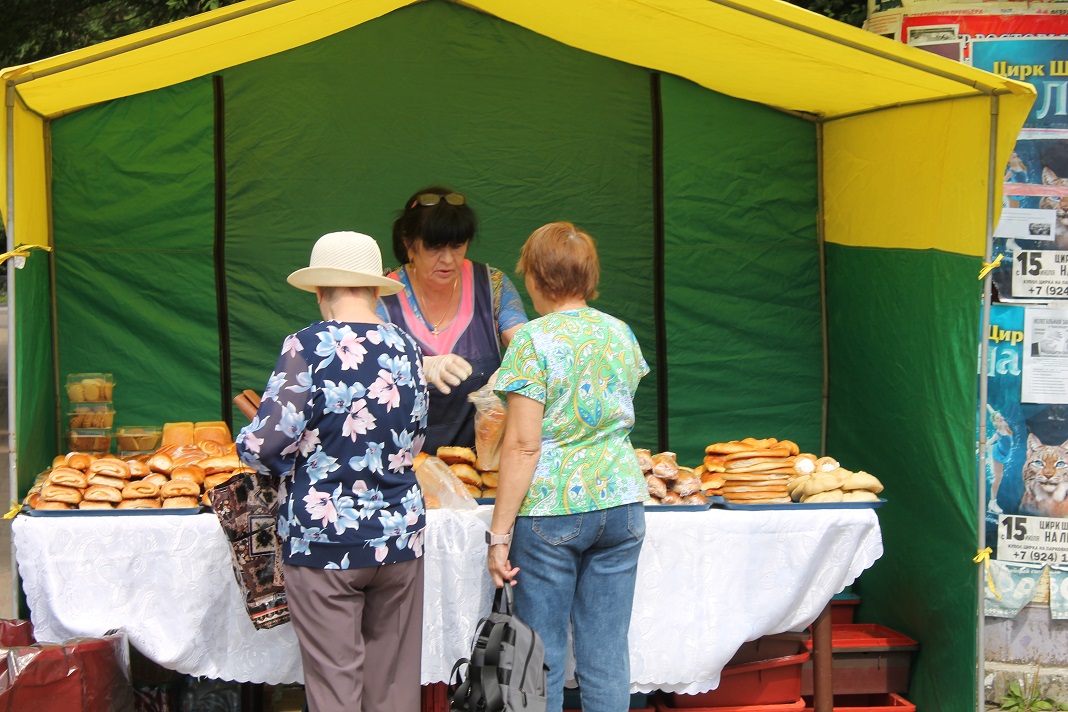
[284,557,424,712]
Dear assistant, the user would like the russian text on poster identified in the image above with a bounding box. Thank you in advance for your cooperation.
[998,514,1068,564]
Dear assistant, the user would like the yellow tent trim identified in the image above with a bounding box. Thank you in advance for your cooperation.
[2,0,1037,256]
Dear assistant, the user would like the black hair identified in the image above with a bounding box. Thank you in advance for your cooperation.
[1042,142,1068,179]
[391,185,478,265]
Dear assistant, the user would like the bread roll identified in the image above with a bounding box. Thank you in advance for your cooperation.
[474,405,505,472]
[449,464,482,487]
[197,439,228,457]
[122,481,160,499]
[802,489,844,503]
[635,448,654,473]
[35,500,73,510]
[645,475,668,499]
[793,454,817,475]
[464,483,482,498]
[198,453,241,474]
[651,452,679,480]
[162,495,200,509]
[777,440,800,456]
[87,458,131,479]
[87,474,124,489]
[815,456,840,472]
[702,454,728,472]
[118,498,161,509]
[160,480,200,498]
[78,501,114,510]
[162,421,196,448]
[171,446,208,467]
[25,493,40,509]
[481,488,497,499]
[65,452,92,471]
[171,465,206,485]
[52,455,68,469]
[125,460,150,478]
[148,452,174,474]
[424,492,441,509]
[841,471,884,493]
[437,446,476,466]
[143,473,169,488]
[480,472,499,489]
[83,485,122,503]
[803,473,841,497]
[682,492,708,505]
[661,491,682,505]
[204,473,234,490]
[41,484,83,504]
[700,471,725,491]
[413,452,429,471]
[48,467,88,489]
[672,473,701,496]
[842,490,880,502]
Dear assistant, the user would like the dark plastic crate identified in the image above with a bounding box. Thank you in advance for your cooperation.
[800,625,918,696]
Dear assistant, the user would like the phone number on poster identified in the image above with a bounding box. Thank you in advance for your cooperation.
[1012,251,1068,297]
[998,514,1068,563]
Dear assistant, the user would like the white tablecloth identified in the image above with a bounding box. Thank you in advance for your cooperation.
[13,505,882,694]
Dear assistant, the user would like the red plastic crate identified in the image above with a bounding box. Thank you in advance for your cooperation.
[800,625,918,696]
[671,651,810,708]
[656,695,805,711]
[801,693,915,711]
[830,598,860,625]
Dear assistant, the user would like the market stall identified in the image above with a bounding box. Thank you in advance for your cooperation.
[12,506,882,694]
[1,0,1036,709]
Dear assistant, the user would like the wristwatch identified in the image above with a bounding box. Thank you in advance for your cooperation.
[485,530,512,546]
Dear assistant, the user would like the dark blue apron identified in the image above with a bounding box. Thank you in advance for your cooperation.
[380,262,501,452]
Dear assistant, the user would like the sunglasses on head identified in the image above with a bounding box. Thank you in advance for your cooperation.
[411,192,466,208]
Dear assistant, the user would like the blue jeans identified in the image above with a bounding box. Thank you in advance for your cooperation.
[510,502,645,712]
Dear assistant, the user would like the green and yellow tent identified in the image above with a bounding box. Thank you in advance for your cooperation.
[1,1,1035,709]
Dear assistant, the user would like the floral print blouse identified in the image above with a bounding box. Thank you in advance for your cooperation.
[236,321,428,570]
[495,307,650,517]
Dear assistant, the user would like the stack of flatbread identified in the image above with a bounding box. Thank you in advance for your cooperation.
[699,437,799,504]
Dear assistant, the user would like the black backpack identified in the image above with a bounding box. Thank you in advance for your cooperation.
[450,586,548,712]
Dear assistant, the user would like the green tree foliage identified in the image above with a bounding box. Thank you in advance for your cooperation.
[0,0,867,69]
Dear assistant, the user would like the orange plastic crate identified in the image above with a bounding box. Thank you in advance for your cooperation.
[801,693,915,711]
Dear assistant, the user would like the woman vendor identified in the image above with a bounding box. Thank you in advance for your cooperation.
[377,186,528,452]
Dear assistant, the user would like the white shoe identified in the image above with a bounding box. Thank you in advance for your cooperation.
[989,499,1003,514]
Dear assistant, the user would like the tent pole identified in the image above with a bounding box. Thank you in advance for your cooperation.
[816,121,828,457]
[976,92,999,712]
[5,82,18,617]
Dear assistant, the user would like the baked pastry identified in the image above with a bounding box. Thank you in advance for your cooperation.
[148,452,174,474]
[702,454,728,472]
[194,421,232,444]
[171,465,206,485]
[651,452,679,480]
[815,456,840,472]
[198,453,241,474]
[204,473,234,490]
[48,466,88,489]
[162,495,200,509]
[474,405,506,472]
[635,448,654,473]
[41,484,83,504]
[802,473,841,497]
[449,464,482,488]
[35,500,73,510]
[160,480,200,498]
[87,458,131,479]
[413,452,429,471]
[78,501,115,510]
[802,489,844,503]
[87,474,125,489]
[437,446,477,466]
[65,452,92,471]
[197,439,228,457]
[51,455,68,469]
[143,473,169,488]
[682,492,708,505]
[170,446,208,467]
[841,471,884,493]
[125,460,150,478]
[118,498,161,509]
[83,485,122,503]
[793,454,817,475]
[424,493,441,509]
[646,475,667,499]
[162,422,196,448]
[842,490,880,502]
[722,472,792,482]
[661,491,682,505]
[480,472,499,489]
[122,481,160,499]
[672,472,701,496]
[481,488,497,499]
[464,483,482,498]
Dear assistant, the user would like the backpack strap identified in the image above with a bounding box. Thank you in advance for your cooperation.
[479,620,509,711]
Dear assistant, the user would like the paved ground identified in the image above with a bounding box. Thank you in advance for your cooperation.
[0,304,13,617]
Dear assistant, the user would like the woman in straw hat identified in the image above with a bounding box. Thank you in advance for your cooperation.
[237,231,428,712]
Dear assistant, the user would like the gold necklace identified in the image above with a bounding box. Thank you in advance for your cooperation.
[412,269,458,336]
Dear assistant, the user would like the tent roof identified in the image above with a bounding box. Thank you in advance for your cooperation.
[1,0,1034,121]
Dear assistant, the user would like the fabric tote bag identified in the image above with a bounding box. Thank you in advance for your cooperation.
[209,473,290,630]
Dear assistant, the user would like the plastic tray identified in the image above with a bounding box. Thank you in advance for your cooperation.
[657,695,805,711]
[645,503,712,512]
[721,499,886,511]
[801,693,915,711]
[475,498,495,505]
[22,505,210,517]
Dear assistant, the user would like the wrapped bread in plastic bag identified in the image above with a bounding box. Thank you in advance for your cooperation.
[468,378,506,472]
[415,455,478,510]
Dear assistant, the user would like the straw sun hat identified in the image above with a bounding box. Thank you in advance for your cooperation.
[287,231,403,295]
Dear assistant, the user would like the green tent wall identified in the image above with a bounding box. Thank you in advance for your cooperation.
[13,2,980,709]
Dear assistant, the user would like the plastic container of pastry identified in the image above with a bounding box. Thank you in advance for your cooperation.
[67,404,115,430]
[66,373,115,403]
[115,426,162,453]
[67,428,113,453]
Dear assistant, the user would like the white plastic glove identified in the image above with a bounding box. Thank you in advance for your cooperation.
[423,354,474,394]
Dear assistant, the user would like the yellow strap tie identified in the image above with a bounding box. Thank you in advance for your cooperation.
[0,244,52,267]
[973,547,1001,600]
[978,253,1004,281]
[3,501,22,520]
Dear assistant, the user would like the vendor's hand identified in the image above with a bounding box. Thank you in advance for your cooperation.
[423,354,473,394]
[487,544,519,588]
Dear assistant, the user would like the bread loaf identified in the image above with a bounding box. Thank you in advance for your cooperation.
[78,501,114,510]
[160,480,200,498]
[65,452,92,471]
[118,498,161,509]
[83,485,122,503]
[122,481,160,499]
[48,467,88,489]
[162,495,200,509]
[171,465,206,485]
[41,484,83,504]
[198,453,241,474]
[87,458,131,479]
[162,422,196,448]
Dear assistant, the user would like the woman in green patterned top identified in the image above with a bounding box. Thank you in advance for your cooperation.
[487,222,650,712]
